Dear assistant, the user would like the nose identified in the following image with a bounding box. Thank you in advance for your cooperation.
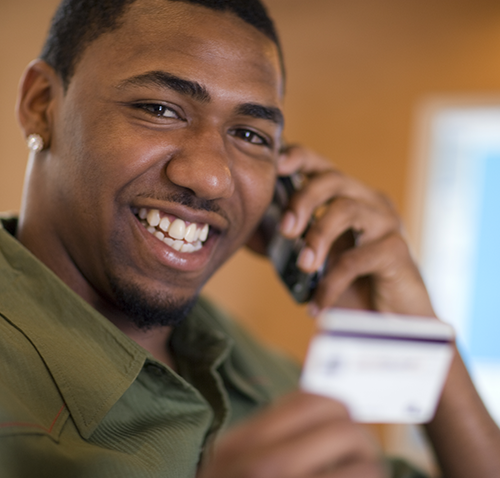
[165,129,234,200]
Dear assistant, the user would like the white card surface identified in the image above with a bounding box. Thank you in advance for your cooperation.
[300,309,455,423]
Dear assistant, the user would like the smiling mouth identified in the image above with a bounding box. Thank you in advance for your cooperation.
[135,207,210,253]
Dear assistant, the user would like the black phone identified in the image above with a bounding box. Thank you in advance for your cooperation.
[258,175,325,303]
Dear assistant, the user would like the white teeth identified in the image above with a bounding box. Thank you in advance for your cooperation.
[194,227,201,241]
[168,218,186,240]
[181,243,195,253]
[184,223,197,243]
[139,207,210,253]
[154,231,165,241]
[199,223,209,242]
[159,217,171,232]
[172,240,184,251]
[147,209,161,227]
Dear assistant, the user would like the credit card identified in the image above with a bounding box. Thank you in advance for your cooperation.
[300,309,455,423]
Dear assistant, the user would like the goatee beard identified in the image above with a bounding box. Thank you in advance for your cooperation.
[110,277,198,330]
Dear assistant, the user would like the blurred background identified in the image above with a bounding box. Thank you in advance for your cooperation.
[2,0,500,475]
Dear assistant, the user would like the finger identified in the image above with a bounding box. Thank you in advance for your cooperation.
[312,232,437,316]
[297,197,400,273]
[200,458,387,478]
[279,148,383,205]
[229,420,380,478]
[280,171,394,240]
[277,145,334,177]
[203,394,383,478]
[219,392,350,453]
[201,393,351,478]
[310,233,407,310]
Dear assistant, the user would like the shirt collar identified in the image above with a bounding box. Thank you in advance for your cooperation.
[0,220,147,439]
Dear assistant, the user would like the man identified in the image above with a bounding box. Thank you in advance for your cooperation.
[1,0,499,477]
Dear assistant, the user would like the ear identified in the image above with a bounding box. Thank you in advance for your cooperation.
[16,59,62,149]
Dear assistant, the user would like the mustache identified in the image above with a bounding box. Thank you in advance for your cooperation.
[138,190,224,216]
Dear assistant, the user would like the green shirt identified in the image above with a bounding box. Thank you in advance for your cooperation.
[0,217,427,478]
[0,218,300,477]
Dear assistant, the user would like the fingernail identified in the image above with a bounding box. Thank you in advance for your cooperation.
[280,211,296,236]
[298,246,315,271]
[308,302,320,317]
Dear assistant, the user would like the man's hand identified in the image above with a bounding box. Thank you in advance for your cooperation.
[198,392,387,478]
[247,146,500,478]
[274,146,500,478]
[275,145,435,318]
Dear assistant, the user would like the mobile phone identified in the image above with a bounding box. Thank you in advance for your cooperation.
[259,175,325,303]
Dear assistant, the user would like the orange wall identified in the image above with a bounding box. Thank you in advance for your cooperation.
[2,0,500,363]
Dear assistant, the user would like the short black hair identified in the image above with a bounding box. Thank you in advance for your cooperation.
[40,0,284,88]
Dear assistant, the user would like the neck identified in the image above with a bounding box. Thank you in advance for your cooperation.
[90,296,176,369]
[107,313,176,369]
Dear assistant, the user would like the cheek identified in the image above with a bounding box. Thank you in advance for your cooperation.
[55,105,161,204]
[53,100,110,195]
[238,163,276,234]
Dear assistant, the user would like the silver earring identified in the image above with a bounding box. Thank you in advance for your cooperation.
[27,133,45,152]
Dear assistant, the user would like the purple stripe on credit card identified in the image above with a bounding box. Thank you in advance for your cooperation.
[322,330,452,344]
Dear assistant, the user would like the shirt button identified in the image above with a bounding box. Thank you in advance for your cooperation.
[146,363,164,377]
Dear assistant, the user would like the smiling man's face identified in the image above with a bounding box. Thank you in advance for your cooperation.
[20,0,284,327]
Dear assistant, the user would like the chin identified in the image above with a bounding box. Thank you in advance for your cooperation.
[109,274,199,329]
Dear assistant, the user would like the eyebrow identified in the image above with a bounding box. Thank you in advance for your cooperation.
[116,70,211,103]
[117,70,284,126]
[236,103,284,127]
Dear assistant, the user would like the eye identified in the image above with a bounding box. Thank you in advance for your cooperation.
[230,128,270,146]
[133,103,180,119]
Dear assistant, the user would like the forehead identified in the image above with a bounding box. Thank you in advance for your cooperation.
[70,0,283,103]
